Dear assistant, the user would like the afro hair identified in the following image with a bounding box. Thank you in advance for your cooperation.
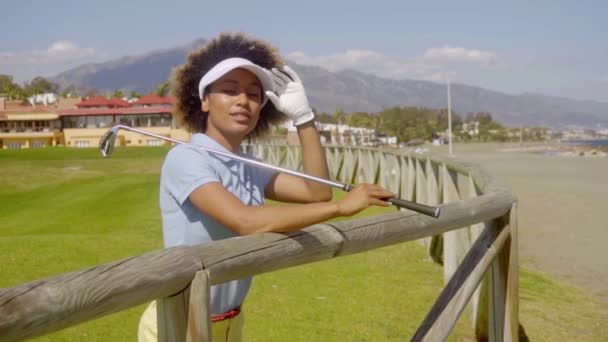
[171,32,287,137]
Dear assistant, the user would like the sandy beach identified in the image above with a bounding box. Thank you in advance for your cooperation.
[427,142,608,311]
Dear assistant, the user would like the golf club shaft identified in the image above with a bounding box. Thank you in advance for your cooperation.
[103,125,440,218]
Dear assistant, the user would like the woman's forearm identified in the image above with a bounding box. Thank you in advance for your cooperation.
[297,121,332,200]
[235,201,341,234]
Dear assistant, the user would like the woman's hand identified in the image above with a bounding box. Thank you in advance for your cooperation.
[336,184,396,217]
[265,66,315,126]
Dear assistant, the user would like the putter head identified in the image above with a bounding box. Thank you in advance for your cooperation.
[99,126,119,157]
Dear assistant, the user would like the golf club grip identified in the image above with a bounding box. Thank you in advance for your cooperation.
[386,197,441,218]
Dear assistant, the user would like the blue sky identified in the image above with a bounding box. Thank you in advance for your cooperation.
[1,0,606,102]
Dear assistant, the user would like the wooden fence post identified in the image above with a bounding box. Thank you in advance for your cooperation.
[403,156,415,202]
[463,174,492,336]
[412,219,511,342]
[425,159,442,263]
[442,163,471,283]
[478,205,518,342]
[503,204,519,341]
[339,147,356,184]
[157,293,188,342]
[379,152,400,192]
[157,271,213,342]
[187,270,212,342]
[326,146,342,181]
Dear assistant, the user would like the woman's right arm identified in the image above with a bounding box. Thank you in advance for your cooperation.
[189,182,394,235]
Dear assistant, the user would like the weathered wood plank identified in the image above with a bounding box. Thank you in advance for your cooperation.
[157,292,187,342]
[412,216,510,342]
[442,163,471,283]
[339,147,356,184]
[0,248,202,341]
[404,156,416,202]
[186,270,211,342]
[379,152,400,192]
[503,205,519,342]
[425,158,440,205]
[464,174,491,338]
[415,159,428,205]
[285,145,302,171]
[326,146,342,181]
[360,149,381,184]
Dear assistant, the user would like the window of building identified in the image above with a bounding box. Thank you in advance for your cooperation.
[74,140,90,148]
[62,116,77,128]
[89,115,113,128]
[7,142,22,149]
[62,116,89,129]
[118,115,142,127]
[150,114,172,127]
[146,139,162,146]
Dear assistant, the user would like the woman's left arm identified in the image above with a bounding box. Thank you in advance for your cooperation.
[265,120,332,203]
[264,66,332,203]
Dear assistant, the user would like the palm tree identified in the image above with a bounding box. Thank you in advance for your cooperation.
[129,90,141,99]
[111,89,124,98]
[155,81,170,97]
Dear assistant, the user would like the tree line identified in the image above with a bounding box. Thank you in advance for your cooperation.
[316,106,548,143]
[0,74,172,101]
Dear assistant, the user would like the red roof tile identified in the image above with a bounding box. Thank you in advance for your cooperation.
[133,94,174,106]
[57,106,173,116]
[76,96,115,108]
[109,98,130,107]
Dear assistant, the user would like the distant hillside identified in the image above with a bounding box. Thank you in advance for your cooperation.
[51,38,608,128]
[52,39,206,94]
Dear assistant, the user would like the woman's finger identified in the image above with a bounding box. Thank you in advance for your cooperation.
[271,68,291,84]
[369,198,391,207]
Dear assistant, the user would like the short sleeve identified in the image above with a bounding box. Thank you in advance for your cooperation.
[161,147,220,205]
[247,155,278,191]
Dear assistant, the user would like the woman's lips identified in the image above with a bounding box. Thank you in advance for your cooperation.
[230,112,252,123]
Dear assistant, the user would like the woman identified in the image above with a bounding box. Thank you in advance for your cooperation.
[138,33,395,341]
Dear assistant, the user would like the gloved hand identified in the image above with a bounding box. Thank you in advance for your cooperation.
[265,65,315,127]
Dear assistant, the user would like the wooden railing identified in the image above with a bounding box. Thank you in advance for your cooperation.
[0,145,518,341]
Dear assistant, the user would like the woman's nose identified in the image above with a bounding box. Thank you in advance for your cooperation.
[234,91,249,105]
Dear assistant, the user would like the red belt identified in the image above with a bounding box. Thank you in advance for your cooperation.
[211,306,241,322]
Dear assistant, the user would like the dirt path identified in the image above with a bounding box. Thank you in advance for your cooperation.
[429,143,608,310]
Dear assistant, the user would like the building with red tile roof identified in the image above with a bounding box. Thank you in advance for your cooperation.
[0,98,62,148]
[1,95,191,149]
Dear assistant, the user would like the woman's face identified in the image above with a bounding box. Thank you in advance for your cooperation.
[202,68,264,139]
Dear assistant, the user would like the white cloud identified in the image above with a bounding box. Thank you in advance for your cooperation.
[0,40,99,82]
[0,40,95,66]
[286,45,499,83]
[287,49,440,81]
[423,45,496,64]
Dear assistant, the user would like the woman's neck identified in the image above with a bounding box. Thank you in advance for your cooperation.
[204,127,243,153]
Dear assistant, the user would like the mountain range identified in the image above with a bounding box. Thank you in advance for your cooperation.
[51,38,608,128]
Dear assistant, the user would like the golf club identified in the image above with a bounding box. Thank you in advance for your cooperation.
[100,125,441,218]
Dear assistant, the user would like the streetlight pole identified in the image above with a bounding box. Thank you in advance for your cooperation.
[447,78,453,155]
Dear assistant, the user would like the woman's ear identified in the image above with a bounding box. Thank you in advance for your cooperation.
[201,95,209,112]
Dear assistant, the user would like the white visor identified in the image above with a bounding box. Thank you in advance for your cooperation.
[198,57,274,106]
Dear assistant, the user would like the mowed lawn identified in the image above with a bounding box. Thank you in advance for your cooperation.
[0,147,605,341]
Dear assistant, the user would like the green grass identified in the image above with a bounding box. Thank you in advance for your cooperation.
[0,147,605,341]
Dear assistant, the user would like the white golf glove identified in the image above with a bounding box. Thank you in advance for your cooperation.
[265,66,315,127]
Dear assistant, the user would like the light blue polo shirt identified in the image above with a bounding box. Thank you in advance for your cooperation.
[159,133,276,314]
